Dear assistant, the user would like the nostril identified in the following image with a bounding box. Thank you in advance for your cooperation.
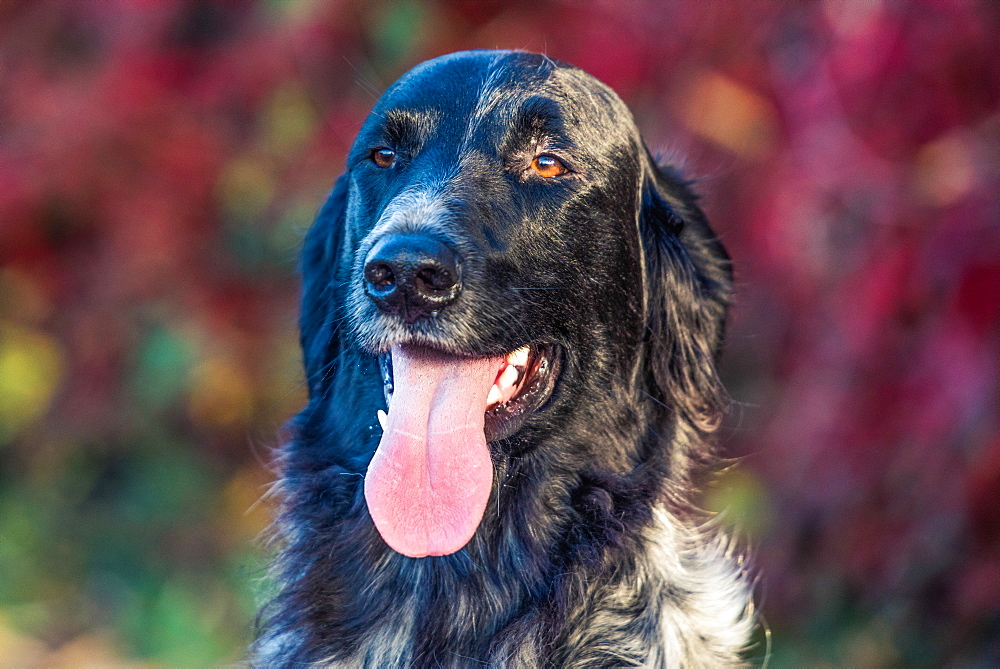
[415,265,456,293]
[365,262,396,290]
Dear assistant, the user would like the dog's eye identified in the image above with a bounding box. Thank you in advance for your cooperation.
[372,148,396,168]
[530,154,568,178]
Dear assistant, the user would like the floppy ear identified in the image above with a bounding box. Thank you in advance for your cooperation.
[299,173,350,398]
[639,155,733,438]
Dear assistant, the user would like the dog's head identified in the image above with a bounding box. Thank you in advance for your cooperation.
[297,50,731,558]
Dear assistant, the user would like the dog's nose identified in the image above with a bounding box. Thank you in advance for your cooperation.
[363,233,461,322]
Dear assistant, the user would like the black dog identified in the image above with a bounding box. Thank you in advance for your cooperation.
[254,50,753,667]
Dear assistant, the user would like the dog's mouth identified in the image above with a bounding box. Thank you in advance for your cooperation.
[365,344,560,559]
[378,343,559,442]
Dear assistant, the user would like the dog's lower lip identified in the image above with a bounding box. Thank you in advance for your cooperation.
[378,344,560,441]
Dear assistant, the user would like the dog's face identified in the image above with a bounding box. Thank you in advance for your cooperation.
[298,50,731,559]
[347,51,646,360]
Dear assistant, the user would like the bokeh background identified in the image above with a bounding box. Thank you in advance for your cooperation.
[1,0,998,665]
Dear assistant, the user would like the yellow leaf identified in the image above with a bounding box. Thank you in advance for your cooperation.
[0,323,64,440]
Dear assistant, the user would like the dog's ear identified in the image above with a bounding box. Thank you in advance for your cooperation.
[300,173,350,398]
[639,156,733,437]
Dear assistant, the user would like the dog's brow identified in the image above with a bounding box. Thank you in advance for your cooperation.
[493,95,568,155]
[519,96,562,124]
[513,96,564,136]
[381,108,436,145]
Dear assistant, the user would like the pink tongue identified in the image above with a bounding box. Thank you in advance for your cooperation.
[364,344,501,557]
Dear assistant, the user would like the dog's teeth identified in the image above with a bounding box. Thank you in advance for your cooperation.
[507,346,529,367]
[498,363,520,390]
[487,384,502,406]
[377,409,388,430]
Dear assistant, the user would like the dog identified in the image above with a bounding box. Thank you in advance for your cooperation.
[253,50,754,667]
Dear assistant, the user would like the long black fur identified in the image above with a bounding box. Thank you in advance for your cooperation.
[253,50,753,667]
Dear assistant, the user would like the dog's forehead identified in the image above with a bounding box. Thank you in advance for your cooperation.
[369,50,629,138]
[380,51,553,110]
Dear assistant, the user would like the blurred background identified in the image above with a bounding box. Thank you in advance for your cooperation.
[1,0,998,665]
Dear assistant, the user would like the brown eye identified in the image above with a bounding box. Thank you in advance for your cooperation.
[372,148,396,168]
[530,154,568,178]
